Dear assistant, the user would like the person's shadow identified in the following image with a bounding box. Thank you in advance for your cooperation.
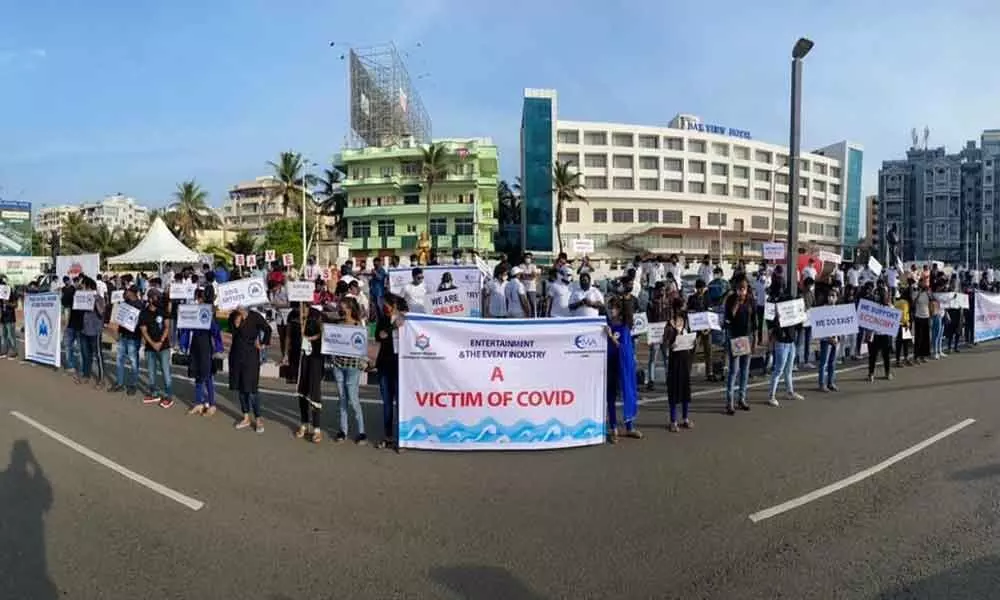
[0,440,58,599]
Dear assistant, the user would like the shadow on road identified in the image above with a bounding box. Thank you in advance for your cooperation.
[0,440,58,599]
[430,565,547,600]
[950,463,1000,481]
[874,554,1000,599]
[844,374,1000,398]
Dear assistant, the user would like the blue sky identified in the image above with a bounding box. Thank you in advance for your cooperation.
[2,0,1000,218]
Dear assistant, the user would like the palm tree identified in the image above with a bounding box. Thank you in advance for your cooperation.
[497,180,521,225]
[551,161,586,256]
[226,230,257,256]
[115,228,142,254]
[268,151,318,218]
[316,167,347,241]
[61,213,96,254]
[170,180,218,244]
[420,143,450,238]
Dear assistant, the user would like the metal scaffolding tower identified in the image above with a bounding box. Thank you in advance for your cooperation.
[347,43,431,148]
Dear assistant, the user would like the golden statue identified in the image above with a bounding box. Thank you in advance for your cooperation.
[416,230,431,265]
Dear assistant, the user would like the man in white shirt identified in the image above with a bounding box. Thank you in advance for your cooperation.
[666,254,683,281]
[401,268,427,313]
[801,258,818,283]
[847,264,861,288]
[697,255,714,287]
[519,252,540,317]
[485,267,508,318]
[887,265,899,297]
[505,266,530,318]
[546,268,573,318]
[95,274,108,299]
[569,273,604,317]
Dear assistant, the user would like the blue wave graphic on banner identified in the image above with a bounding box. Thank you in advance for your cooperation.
[399,417,604,444]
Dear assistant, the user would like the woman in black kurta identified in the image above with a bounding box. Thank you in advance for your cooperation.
[295,307,325,443]
[663,296,693,432]
[228,307,271,433]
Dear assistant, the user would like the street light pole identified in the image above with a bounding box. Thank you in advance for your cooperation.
[786,37,814,298]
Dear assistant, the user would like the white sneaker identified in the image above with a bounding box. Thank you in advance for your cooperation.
[940,351,948,357]
[767,397,780,407]
[788,392,805,401]
[804,362,815,369]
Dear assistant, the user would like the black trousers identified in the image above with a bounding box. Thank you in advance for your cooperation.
[913,317,931,358]
[868,335,892,377]
[895,329,911,363]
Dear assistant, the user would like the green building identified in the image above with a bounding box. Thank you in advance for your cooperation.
[339,138,499,258]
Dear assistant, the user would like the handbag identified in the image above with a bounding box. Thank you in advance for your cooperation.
[730,336,751,357]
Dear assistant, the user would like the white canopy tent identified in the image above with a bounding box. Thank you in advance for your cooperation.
[107,217,202,269]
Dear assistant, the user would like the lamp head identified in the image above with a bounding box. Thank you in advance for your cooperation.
[793,38,814,59]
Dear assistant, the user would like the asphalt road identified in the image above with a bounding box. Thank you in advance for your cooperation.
[1,342,1000,599]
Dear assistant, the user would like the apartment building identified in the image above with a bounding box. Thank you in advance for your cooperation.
[35,194,149,236]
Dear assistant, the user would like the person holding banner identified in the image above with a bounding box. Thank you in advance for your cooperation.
[269,279,291,365]
[228,304,272,433]
[139,289,174,408]
[644,283,670,391]
[0,280,17,358]
[664,296,693,432]
[109,286,143,396]
[605,296,642,442]
[374,293,407,449]
[294,306,325,443]
[815,288,841,393]
[79,277,106,388]
[894,290,914,367]
[686,280,714,382]
[930,295,947,360]
[179,288,224,417]
[723,276,756,413]
[766,277,804,407]
[866,281,894,383]
[332,296,368,444]
[911,282,932,362]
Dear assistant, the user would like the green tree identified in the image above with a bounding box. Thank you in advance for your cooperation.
[316,167,347,241]
[497,180,521,225]
[420,143,450,235]
[31,231,46,256]
[551,161,586,256]
[268,151,319,218]
[169,180,219,245]
[60,213,97,254]
[226,230,257,256]
[261,219,305,266]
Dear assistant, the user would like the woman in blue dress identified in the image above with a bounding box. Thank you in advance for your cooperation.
[605,296,642,444]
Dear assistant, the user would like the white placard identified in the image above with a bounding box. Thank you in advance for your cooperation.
[176,304,214,330]
[110,290,124,304]
[672,332,697,352]
[287,281,315,303]
[646,321,667,345]
[818,250,842,265]
[764,302,777,320]
[935,292,969,310]
[170,281,196,300]
[808,304,858,338]
[688,311,721,331]
[234,254,245,267]
[115,302,141,332]
[73,291,96,311]
[265,249,276,263]
[321,323,368,358]
[24,292,61,367]
[55,254,100,280]
[282,253,295,267]
[776,298,807,327]
[763,242,786,261]
[867,256,883,278]
[216,277,268,311]
[571,238,595,254]
[856,298,901,337]
[631,312,649,336]
[426,289,471,317]
[246,254,257,268]
[0,285,9,301]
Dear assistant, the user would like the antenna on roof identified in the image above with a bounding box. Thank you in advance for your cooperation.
[923,125,930,150]
[911,128,919,149]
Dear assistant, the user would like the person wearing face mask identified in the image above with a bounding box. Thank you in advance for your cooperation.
[374,293,407,449]
[816,288,842,392]
[569,273,604,317]
[485,264,509,319]
[911,281,932,363]
[644,283,671,391]
[546,267,572,318]
[866,281,894,382]
[687,279,714,382]
[894,286,913,367]
[294,305,325,443]
[505,267,530,318]
[179,287,224,416]
[139,289,174,408]
[765,276,804,407]
[797,277,816,369]
[229,303,272,433]
[723,276,756,413]
[604,296,642,443]
[664,296,693,432]
[0,277,16,359]
[519,252,539,317]
[402,267,427,314]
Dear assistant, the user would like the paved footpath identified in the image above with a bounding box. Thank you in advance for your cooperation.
[1,341,1000,598]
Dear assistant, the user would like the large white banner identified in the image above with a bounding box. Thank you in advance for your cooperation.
[974,291,1000,343]
[216,277,268,311]
[55,254,100,279]
[0,257,50,286]
[24,292,61,367]
[389,266,482,317]
[808,304,858,338]
[398,314,606,451]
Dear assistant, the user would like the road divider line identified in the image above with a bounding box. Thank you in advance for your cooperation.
[10,410,205,511]
[748,418,976,523]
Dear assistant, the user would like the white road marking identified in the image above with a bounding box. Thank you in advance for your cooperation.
[10,410,205,511]
[748,418,976,523]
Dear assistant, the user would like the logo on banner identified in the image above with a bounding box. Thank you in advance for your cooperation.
[199,307,212,326]
[414,333,431,351]
[34,312,53,351]
[573,334,598,350]
[351,332,366,352]
[247,280,265,299]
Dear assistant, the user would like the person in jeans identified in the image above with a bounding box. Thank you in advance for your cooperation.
[644,283,671,391]
[79,277,106,388]
[179,287,224,417]
[686,279,714,382]
[796,277,816,369]
[110,286,143,396]
[374,293,407,449]
[867,281,894,382]
[766,277,804,407]
[64,280,86,381]
[139,289,173,407]
[724,276,756,414]
[930,295,946,359]
[333,296,368,444]
[228,304,272,433]
[816,288,841,392]
[0,281,17,358]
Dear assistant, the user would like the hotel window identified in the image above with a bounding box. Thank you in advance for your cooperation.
[565,207,580,223]
[557,130,579,144]
[799,220,808,232]
[777,154,789,166]
[583,131,607,145]
[734,146,750,160]
[814,197,826,210]
[665,137,684,150]
[638,134,659,149]
[733,165,749,179]
[584,176,607,189]
[612,208,634,223]
[800,160,810,172]
[593,209,608,223]
[825,224,839,237]
[612,155,633,169]
[755,188,770,201]
[831,166,841,178]
[637,209,659,223]
[454,217,474,235]
[584,154,607,168]
[711,163,728,176]
[351,220,371,238]
[733,185,749,198]
[751,216,769,230]
[689,181,706,194]
[755,169,772,183]
[664,179,683,192]
[612,177,634,190]
[707,212,727,226]
[831,183,841,195]
[662,210,683,224]
[380,166,394,177]
[830,201,841,212]
[711,142,729,157]
[775,218,788,230]
[639,178,659,191]
[816,163,828,175]
[711,183,727,196]
[664,158,683,172]
[733,218,744,232]
[800,195,809,207]
[612,133,634,147]
[755,150,773,164]
[688,160,706,174]
[776,172,789,185]
[429,218,448,236]
[377,219,395,237]
[639,156,659,170]
[688,140,706,153]
[813,180,826,192]
[800,178,810,189]
[809,222,824,235]
[557,153,578,166]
